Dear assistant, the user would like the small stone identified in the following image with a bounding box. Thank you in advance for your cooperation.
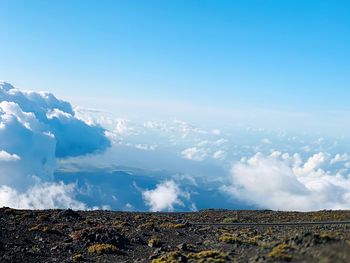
[60,209,80,219]
[177,243,187,251]
[148,238,162,248]
[50,245,58,251]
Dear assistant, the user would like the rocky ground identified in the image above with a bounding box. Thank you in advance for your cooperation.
[1,208,350,262]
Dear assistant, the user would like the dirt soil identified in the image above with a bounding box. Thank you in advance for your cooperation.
[1,208,350,262]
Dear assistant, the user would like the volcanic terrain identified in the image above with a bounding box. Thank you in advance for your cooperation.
[1,208,350,262]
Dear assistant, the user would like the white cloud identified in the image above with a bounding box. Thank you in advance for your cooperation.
[0,150,20,162]
[261,138,272,144]
[212,129,221,135]
[224,152,350,211]
[0,82,109,190]
[295,152,327,176]
[142,180,185,212]
[213,138,228,146]
[135,144,157,151]
[0,101,56,189]
[144,119,207,138]
[196,140,209,147]
[330,153,349,165]
[124,203,134,211]
[0,182,87,210]
[0,81,110,208]
[114,118,139,136]
[0,81,110,159]
[181,147,208,161]
[213,150,226,160]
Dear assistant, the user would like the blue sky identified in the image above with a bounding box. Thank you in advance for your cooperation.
[1,0,350,116]
[2,1,350,211]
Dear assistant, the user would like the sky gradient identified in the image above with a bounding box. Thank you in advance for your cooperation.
[1,0,350,118]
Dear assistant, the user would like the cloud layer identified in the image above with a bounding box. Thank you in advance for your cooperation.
[62,106,350,211]
[3,82,348,212]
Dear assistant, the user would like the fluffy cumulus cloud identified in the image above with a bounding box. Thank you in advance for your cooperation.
[0,81,110,208]
[0,100,56,189]
[224,151,350,211]
[181,147,208,161]
[142,180,186,212]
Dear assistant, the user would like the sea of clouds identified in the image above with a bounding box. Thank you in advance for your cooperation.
[2,81,350,212]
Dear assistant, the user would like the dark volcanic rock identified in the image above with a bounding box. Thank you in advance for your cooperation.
[1,208,350,262]
[71,226,127,247]
[59,209,81,219]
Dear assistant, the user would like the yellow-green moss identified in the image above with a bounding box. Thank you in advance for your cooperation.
[160,222,186,229]
[148,238,162,247]
[72,253,84,262]
[138,222,155,231]
[267,244,293,261]
[219,233,261,246]
[113,220,130,228]
[222,217,239,223]
[246,235,262,245]
[218,233,241,244]
[71,226,110,241]
[152,250,230,263]
[319,231,337,240]
[151,251,184,263]
[87,243,118,255]
[187,250,230,262]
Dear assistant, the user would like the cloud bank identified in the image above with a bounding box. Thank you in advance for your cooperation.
[142,181,186,212]
[225,152,350,211]
[0,182,87,210]
[0,81,110,208]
